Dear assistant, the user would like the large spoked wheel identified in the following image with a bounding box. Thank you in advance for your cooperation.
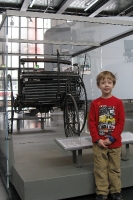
[63,94,80,137]
[75,77,88,133]
[7,74,14,134]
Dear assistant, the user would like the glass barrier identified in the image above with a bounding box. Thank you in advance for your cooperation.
[0,16,10,188]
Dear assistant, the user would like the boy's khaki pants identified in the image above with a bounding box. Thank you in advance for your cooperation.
[93,143,122,195]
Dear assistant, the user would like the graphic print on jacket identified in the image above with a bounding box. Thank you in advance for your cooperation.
[98,105,115,137]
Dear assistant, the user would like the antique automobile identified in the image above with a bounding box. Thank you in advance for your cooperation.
[8,51,88,137]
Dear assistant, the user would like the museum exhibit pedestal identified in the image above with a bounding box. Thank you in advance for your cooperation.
[9,127,133,200]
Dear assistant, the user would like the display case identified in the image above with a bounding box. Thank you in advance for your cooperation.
[1,10,133,199]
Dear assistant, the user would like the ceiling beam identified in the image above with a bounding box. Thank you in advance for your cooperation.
[89,0,112,17]
[57,0,75,14]
[118,5,133,17]
[21,0,31,11]
[6,10,133,26]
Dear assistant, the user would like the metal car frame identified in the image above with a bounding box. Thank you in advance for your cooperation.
[11,51,88,137]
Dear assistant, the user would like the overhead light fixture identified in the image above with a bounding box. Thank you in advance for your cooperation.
[44,0,54,12]
[67,20,76,26]
[10,17,14,26]
[84,0,99,11]
[49,6,54,9]
[28,17,33,23]
[29,0,36,8]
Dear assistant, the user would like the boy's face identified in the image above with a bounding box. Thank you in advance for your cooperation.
[97,77,114,98]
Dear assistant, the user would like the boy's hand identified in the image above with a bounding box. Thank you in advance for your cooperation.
[97,139,108,148]
[103,138,112,146]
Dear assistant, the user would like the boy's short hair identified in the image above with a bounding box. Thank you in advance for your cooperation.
[96,71,116,86]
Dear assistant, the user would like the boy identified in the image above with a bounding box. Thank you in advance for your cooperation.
[88,71,125,200]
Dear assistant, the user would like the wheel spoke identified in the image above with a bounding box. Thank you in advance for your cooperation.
[64,94,80,137]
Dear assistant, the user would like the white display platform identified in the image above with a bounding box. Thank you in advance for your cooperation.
[55,136,92,151]
[121,131,133,143]
[55,132,133,151]
[55,132,133,166]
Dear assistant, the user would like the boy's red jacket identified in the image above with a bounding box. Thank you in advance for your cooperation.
[88,96,125,148]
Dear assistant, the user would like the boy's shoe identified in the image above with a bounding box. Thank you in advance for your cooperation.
[95,195,107,200]
[111,193,123,200]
